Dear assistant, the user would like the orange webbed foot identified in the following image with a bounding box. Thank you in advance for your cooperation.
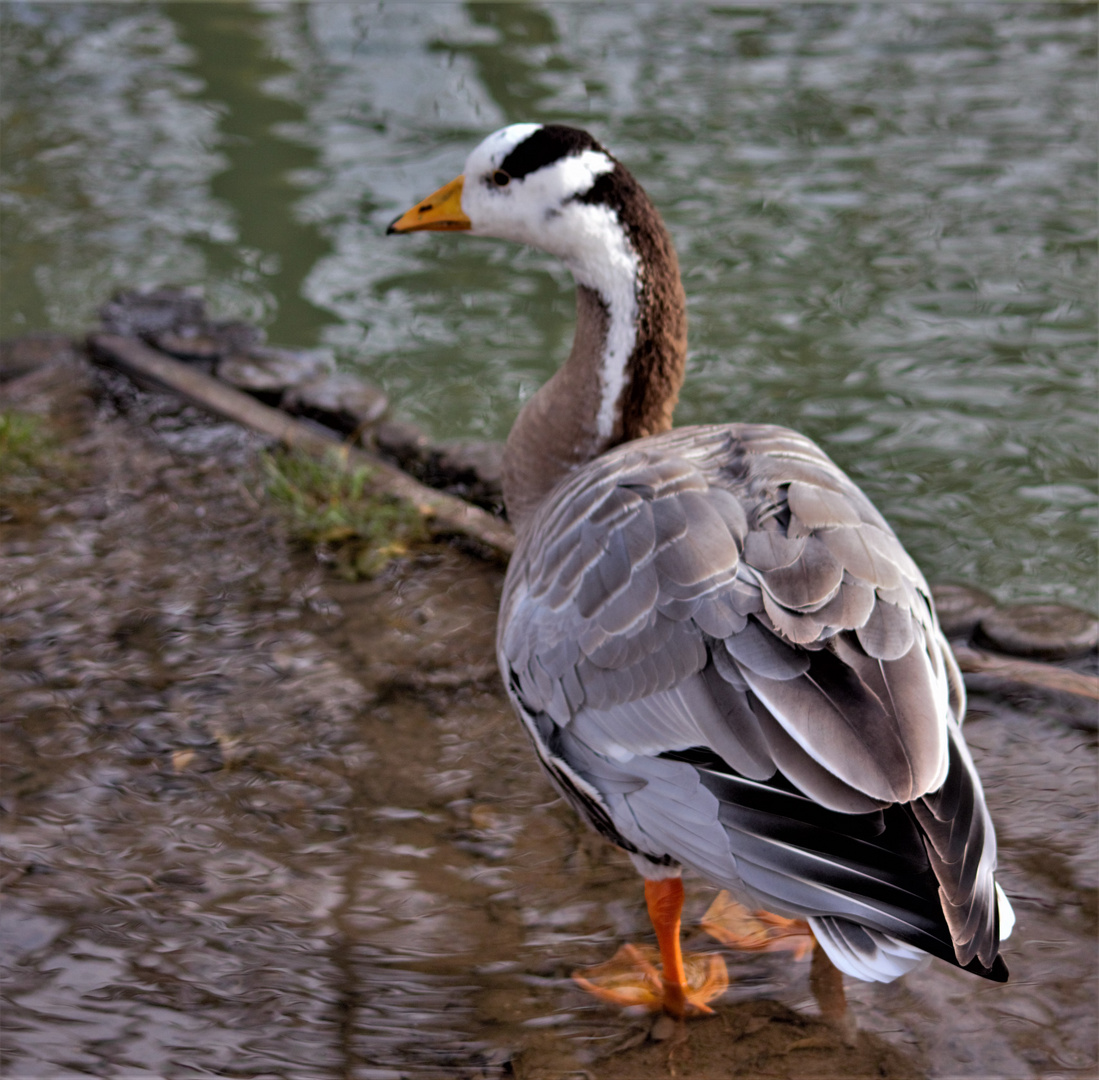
[573,942,728,1017]
[701,891,816,961]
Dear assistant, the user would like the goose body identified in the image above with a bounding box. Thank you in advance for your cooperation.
[389,123,1013,1007]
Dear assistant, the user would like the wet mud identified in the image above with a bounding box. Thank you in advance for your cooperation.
[1,346,1096,1079]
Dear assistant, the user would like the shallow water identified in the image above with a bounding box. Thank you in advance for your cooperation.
[1,2,1096,610]
[1,348,1096,1079]
[2,4,1097,1078]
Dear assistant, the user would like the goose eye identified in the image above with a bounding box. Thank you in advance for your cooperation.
[492,170,511,187]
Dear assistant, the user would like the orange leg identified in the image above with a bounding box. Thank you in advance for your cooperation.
[572,878,728,1017]
[645,878,690,1018]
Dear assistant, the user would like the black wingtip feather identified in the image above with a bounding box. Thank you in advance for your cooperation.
[662,745,1011,982]
[964,952,1009,983]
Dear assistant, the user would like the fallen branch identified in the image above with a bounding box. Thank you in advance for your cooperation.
[953,644,1099,701]
[87,333,515,560]
[82,333,1099,704]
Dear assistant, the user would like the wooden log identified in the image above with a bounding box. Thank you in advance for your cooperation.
[86,333,515,559]
[84,333,1099,705]
[952,643,1099,701]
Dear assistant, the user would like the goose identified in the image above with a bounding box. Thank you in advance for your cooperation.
[388,123,1014,1018]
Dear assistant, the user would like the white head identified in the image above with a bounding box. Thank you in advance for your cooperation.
[388,123,639,293]
[460,124,617,256]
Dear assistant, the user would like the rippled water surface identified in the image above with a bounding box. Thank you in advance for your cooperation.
[2,1,1095,609]
[2,5,1097,1079]
[3,349,1097,1078]
[3,349,1097,1079]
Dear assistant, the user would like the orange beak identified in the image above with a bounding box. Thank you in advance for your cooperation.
[386,175,471,234]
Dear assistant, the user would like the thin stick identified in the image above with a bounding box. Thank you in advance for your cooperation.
[83,333,1099,704]
[87,333,515,560]
[953,643,1099,701]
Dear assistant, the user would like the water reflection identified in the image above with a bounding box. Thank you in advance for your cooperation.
[446,3,564,120]
[165,2,333,344]
[3,2,1093,608]
[3,356,1095,1077]
[1,4,228,329]
[1,12,1097,1071]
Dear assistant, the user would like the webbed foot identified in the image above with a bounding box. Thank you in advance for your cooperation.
[701,891,815,961]
[573,942,728,1017]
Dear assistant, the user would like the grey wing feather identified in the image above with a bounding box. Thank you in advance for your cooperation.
[498,423,1009,982]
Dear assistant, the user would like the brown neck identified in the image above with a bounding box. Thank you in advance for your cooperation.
[502,170,688,533]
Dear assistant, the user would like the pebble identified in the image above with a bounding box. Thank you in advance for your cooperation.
[151,321,263,364]
[99,286,206,338]
[150,331,223,362]
[374,419,433,468]
[976,603,1099,661]
[218,345,334,396]
[427,440,505,512]
[283,373,388,436]
[930,583,999,640]
[373,423,505,514]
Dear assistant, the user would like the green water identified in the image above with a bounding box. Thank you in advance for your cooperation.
[2,2,1095,608]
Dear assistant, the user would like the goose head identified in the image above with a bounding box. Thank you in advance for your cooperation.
[389,123,688,530]
[389,124,621,266]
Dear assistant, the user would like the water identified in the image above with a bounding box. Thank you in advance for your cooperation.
[1,6,1097,1078]
[1,353,1096,1078]
[1,2,1095,611]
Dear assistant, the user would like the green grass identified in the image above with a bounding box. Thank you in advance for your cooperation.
[0,410,65,499]
[259,447,428,578]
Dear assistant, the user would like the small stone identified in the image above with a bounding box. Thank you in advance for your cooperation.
[930,583,999,640]
[283,373,388,436]
[99,286,206,338]
[433,440,505,489]
[151,331,223,363]
[218,346,334,396]
[207,320,265,354]
[977,603,1099,661]
[374,419,433,469]
[650,1013,678,1041]
[152,321,264,368]
[426,440,505,513]
[372,425,504,514]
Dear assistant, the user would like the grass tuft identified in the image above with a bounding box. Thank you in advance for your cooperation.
[0,410,65,500]
[260,447,427,578]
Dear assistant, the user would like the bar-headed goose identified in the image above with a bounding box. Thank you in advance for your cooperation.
[388,123,1013,1018]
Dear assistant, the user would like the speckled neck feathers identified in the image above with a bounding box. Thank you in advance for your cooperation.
[502,156,688,532]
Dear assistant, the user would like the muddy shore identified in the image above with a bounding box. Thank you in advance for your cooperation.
[1,339,1096,1079]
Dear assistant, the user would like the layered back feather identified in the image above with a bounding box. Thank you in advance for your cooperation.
[499,426,1010,981]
